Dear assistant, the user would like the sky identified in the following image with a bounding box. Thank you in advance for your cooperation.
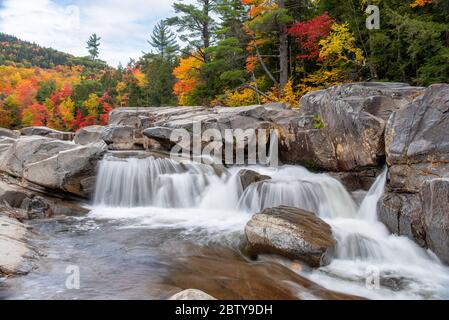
[0,0,191,67]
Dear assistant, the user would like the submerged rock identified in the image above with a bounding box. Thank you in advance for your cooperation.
[245,206,336,268]
[238,169,271,191]
[169,289,217,300]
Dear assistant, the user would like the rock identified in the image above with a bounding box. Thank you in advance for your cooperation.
[245,206,336,267]
[421,178,449,264]
[169,289,217,300]
[0,128,19,139]
[0,213,38,276]
[74,125,105,145]
[0,179,89,218]
[239,169,271,191]
[328,168,381,191]
[23,144,105,198]
[280,83,424,171]
[101,125,156,151]
[378,192,426,247]
[0,136,105,199]
[385,84,449,192]
[21,126,74,141]
[378,84,449,264]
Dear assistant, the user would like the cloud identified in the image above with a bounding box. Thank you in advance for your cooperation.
[0,0,182,66]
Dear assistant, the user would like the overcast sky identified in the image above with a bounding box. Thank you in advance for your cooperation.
[0,0,192,66]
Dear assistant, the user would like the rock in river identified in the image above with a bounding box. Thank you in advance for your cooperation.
[245,206,336,268]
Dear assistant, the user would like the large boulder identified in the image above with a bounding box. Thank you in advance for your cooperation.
[279,83,424,171]
[21,126,74,141]
[245,206,336,267]
[0,213,38,276]
[386,84,449,192]
[101,125,157,151]
[0,136,105,199]
[379,84,449,264]
[238,169,271,191]
[74,125,105,146]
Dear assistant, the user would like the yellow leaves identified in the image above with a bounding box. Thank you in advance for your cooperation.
[411,0,432,8]
[116,81,127,93]
[224,87,258,107]
[263,80,301,107]
[132,69,148,88]
[319,23,365,66]
[58,97,75,124]
[83,93,100,118]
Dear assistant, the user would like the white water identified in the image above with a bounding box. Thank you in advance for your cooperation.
[91,155,449,299]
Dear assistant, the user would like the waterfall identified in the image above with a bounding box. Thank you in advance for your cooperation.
[91,154,449,299]
[94,154,218,208]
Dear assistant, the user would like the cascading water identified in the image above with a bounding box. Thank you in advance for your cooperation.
[90,154,449,299]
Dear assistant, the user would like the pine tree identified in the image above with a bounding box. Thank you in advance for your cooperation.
[86,34,101,60]
[167,0,216,62]
[148,21,179,59]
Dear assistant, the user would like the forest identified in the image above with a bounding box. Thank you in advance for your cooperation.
[0,0,448,132]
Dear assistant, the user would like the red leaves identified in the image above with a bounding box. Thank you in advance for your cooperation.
[288,13,335,61]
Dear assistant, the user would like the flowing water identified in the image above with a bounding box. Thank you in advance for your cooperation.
[3,154,449,300]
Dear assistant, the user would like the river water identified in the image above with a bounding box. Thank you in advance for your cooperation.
[2,155,449,300]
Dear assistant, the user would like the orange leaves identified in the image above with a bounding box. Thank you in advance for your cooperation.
[21,103,49,127]
[411,0,433,8]
[172,55,204,105]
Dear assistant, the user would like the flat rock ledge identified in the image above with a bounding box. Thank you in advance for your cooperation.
[245,206,336,268]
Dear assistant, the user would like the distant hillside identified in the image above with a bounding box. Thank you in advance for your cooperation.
[0,33,108,70]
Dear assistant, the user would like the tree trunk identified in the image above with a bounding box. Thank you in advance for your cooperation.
[278,0,289,91]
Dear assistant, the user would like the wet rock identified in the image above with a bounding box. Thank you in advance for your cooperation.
[0,179,89,218]
[238,169,271,191]
[169,289,217,300]
[421,178,449,264]
[0,128,19,139]
[279,82,423,171]
[328,168,381,192]
[168,245,361,300]
[378,192,426,247]
[0,213,38,276]
[245,206,336,268]
[74,125,105,145]
[21,126,74,141]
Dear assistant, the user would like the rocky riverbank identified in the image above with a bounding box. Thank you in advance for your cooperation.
[1,81,449,299]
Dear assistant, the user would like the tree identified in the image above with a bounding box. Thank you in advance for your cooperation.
[167,0,216,62]
[86,34,101,60]
[148,20,179,59]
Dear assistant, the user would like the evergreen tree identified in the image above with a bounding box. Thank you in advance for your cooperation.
[86,34,101,60]
[148,20,179,59]
[167,0,216,62]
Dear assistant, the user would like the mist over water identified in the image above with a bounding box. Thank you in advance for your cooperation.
[91,155,449,299]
